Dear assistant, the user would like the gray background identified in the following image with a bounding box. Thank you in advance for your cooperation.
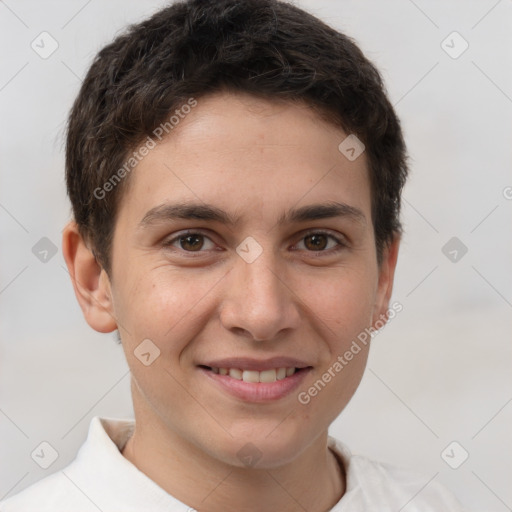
[1,1,511,510]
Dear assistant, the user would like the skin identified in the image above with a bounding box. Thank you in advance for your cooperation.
[63,91,399,512]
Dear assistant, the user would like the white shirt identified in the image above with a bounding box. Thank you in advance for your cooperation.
[0,417,464,511]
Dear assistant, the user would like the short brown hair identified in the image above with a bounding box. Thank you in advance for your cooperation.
[65,0,408,274]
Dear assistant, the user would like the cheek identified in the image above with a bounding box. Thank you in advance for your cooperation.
[297,275,373,425]
[296,267,375,411]
[114,268,222,352]
[305,264,377,334]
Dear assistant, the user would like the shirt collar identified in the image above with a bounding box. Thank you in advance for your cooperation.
[77,416,352,511]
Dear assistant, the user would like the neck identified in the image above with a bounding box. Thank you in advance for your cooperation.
[122,408,344,512]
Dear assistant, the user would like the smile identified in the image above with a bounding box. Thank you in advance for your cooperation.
[205,366,297,383]
[199,363,312,402]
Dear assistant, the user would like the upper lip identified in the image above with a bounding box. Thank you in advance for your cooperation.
[199,357,312,371]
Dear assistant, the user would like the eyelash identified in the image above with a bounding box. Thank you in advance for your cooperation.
[162,229,347,257]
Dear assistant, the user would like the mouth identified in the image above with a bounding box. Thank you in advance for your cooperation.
[200,365,302,382]
[197,359,312,402]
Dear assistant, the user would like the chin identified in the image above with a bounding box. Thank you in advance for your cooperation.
[209,420,320,470]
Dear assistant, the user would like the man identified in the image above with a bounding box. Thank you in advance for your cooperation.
[1,0,464,510]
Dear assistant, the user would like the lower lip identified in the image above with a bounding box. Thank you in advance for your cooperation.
[199,367,311,402]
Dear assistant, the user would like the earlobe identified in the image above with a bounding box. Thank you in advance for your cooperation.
[371,235,400,329]
[62,221,118,333]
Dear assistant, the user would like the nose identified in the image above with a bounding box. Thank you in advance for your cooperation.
[219,249,301,342]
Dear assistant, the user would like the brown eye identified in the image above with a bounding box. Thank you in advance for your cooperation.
[164,232,216,253]
[304,233,328,251]
[295,231,345,253]
[179,234,205,251]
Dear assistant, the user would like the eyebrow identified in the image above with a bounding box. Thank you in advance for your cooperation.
[138,200,366,229]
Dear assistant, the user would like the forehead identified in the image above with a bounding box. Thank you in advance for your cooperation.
[117,92,371,227]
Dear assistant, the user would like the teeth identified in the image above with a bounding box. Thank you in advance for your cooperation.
[212,367,296,382]
[229,368,243,380]
[259,369,277,383]
[243,370,260,383]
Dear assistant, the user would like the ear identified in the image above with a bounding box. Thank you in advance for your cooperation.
[371,235,400,328]
[62,221,117,333]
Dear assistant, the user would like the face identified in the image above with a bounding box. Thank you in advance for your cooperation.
[104,92,397,468]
